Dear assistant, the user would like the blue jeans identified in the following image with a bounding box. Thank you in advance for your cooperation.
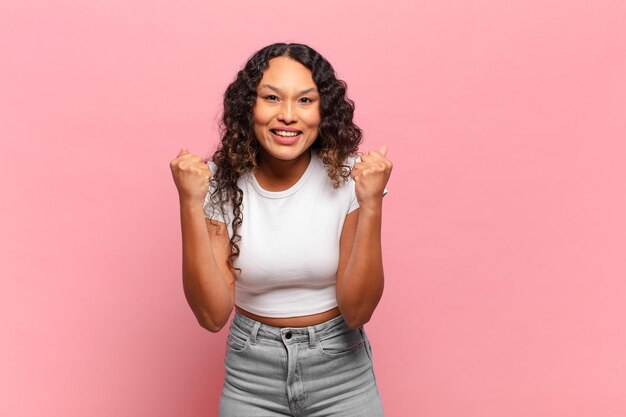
[219,311,384,416]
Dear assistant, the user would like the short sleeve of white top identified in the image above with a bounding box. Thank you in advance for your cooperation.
[203,151,360,318]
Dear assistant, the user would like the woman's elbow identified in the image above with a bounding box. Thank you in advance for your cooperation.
[342,310,373,329]
[193,307,231,333]
[337,292,382,328]
[201,322,225,333]
[197,315,227,333]
[184,291,234,333]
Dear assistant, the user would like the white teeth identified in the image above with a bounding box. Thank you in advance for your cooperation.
[273,130,300,137]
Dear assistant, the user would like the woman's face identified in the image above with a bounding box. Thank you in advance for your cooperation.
[253,57,321,164]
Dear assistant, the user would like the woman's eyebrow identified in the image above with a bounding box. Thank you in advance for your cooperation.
[259,84,318,95]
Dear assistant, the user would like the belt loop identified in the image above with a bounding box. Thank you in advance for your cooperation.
[358,326,366,340]
[307,326,316,349]
[359,326,370,344]
[359,326,373,360]
[250,321,261,345]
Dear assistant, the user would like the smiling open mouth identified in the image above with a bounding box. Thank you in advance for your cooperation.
[269,129,302,145]
[270,129,302,137]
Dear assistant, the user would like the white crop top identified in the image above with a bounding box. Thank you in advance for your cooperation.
[203,151,359,317]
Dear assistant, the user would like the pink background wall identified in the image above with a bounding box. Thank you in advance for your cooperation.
[1,0,625,416]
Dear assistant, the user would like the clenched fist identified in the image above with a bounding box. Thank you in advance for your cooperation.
[351,144,392,209]
[170,147,212,204]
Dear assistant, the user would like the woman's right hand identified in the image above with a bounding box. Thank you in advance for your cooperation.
[170,147,212,204]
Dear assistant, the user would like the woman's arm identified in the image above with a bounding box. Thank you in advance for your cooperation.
[171,148,235,332]
[336,145,392,328]
[179,205,235,332]
[336,206,384,328]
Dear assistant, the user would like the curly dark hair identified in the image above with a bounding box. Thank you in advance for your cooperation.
[207,42,362,270]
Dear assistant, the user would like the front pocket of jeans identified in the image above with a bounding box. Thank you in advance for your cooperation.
[317,329,365,357]
[226,325,250,353]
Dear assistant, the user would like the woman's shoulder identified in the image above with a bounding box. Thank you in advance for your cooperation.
[207,160,218,175]
[342,153,359,168]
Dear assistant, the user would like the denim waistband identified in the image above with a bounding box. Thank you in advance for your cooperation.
[231,310,353,349]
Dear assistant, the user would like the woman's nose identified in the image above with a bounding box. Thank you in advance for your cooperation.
[278,102,296,123]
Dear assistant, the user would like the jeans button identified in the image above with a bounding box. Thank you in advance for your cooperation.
[285,331,292,339]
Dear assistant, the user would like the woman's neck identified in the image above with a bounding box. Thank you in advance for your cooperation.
[255,150,312,192]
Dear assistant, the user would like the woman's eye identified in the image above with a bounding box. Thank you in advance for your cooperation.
[265,95,278,101]
[300,97,313,103]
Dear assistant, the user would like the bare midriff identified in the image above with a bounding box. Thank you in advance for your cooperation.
[236,306,342,327]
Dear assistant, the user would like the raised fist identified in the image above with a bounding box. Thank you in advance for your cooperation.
[170,147,212,204]
[351,144,392,209]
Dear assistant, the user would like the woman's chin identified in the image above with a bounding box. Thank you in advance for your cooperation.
[261,144,312,163]
[258,136,315,162]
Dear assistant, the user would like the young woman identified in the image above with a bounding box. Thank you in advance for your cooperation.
[170,42,392,416]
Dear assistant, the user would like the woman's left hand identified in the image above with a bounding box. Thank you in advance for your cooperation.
[351,145,393,210]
